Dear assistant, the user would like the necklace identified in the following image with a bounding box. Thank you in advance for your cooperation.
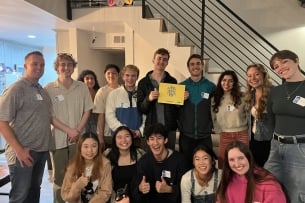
[284,81,304,100]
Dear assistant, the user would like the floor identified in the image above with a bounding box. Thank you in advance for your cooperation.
[0,153,53,203]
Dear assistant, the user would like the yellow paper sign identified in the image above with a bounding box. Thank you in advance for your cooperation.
[158,83,185,105]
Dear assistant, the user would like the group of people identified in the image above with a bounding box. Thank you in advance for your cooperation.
[0,48,304,203]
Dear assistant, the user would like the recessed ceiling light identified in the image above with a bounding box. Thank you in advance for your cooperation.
[27,35,36,39]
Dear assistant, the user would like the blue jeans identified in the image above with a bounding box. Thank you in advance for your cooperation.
[264,139,305,203]
[8,150,48,203]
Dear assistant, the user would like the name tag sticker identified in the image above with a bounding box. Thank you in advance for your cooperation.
[293,96,305,107]
[201,92,209,99]
[226,105,235,111]
[161,170,171,178]
[36,94,43,100]
[54,95,64,102]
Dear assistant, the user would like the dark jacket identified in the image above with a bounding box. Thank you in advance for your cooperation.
[137,71,178,131]
[178,77,215,139]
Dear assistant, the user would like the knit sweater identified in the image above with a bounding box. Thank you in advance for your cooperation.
[211,92,247,134]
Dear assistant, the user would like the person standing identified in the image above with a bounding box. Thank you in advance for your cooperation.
[132,123,189,203]
[178,54,215,166]
[0,51,52,203]
[106,64,146,149]
[244,64,272,167]
[45,53,93,203]
[137,48,178,150]
[78,69,101,134]
[265,50,305,203]
[216,141,286,203]
[93,64,120,150]
[211,70,248,169]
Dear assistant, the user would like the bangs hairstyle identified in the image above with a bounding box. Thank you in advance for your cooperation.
[106,126,138,166]
[270,50,299,70]
[193,144,217,171]
[68,132,103,181]
[144,123,168,140]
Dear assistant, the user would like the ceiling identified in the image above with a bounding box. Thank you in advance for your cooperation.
[1,0,305,49]
[0,0,124,48]
[0,0,64,47]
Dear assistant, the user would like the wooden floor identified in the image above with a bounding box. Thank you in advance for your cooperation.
[0,153,53,202]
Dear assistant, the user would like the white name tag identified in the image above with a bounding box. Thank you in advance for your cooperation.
[36,94,43,100]
[54,95,64,102]
[293,96,305,107]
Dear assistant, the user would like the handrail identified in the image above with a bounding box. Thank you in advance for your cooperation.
[216,0,279,52]
[142,0,281,86]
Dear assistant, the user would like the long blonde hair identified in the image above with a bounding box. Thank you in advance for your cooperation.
[244,64,272,119]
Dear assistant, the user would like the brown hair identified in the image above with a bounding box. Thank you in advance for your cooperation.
[216,141,276,203]
[212,70,242,113]
[153,48,170,59]
[54,53,77,71]
[67,132,104,181]
[270,50,299,70]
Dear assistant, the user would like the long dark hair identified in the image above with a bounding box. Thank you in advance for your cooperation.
[216,141,276,203]
[77,69,100,91]
[212,70,242,113]
[106,126,139,166]
[193,144,217,182]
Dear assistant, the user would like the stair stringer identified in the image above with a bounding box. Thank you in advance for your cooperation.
[72,6,193,82]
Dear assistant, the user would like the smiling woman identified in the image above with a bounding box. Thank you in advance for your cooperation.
[61,132,112,203]
[180,144,222,203]
[216,141,286,203]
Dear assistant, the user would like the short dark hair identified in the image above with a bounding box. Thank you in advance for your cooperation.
[24,51,43,61]
[104,64,120,74]
[187,54,203,67]
[144,123,168,140]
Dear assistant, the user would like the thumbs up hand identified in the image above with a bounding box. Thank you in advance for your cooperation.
[77,173,89,188]
[155,176,173,193]
[139,176,150,194]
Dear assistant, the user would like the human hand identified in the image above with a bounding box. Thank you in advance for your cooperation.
[155,177,172,193]
[132,130,141,138]
[148,88,159,101]
[67,128,80,143]
[77,173,89,188]
[184,91,189,100]
[16,147,33,167]
[139,176,150,194]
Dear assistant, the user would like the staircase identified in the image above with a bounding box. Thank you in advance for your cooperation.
[24,0,305,84]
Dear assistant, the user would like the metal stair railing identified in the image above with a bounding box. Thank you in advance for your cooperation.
[142,0,282,86]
